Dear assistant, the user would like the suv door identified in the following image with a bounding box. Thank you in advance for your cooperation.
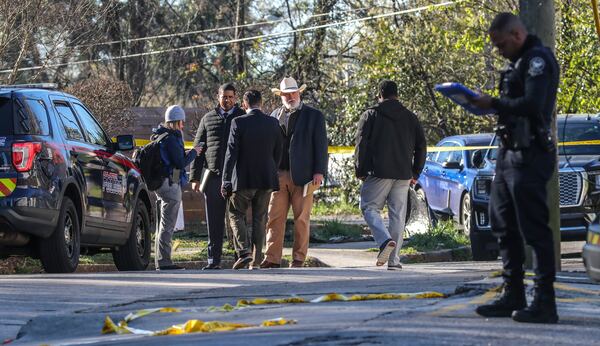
[52,98,104,243]
[71,102,129,235]
[425,142,457,211]
[440,145,465,214]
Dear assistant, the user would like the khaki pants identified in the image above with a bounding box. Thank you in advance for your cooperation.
[264,171,314,264]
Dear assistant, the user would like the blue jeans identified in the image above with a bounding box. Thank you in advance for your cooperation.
[360,176,410,266]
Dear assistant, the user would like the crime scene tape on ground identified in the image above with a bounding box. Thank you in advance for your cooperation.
[102,316,297,336]
[206,291,446,312]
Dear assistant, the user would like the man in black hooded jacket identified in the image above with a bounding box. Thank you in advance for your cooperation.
[355,80,426,270]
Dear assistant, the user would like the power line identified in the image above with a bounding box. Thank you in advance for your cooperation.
[71,6,371,49]
[0,0,463,74]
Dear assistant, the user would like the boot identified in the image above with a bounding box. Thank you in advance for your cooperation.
[512,282,558,324]
[476,280,526,318]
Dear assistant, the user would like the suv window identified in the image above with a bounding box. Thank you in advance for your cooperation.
[558,120,600,155]
[447,148,463,164]
[0,97,13,135]
[23,99,50,135]
[55,103,85,141]
[72,103,108,147]
[435,142,457,163]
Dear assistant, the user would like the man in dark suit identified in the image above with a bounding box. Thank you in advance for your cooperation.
[222,90,283,269]
[261,77,329,268]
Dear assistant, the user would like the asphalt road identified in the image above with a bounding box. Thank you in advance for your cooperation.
[2,258,599,346]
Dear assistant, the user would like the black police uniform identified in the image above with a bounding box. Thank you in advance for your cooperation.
[481,34,560,322]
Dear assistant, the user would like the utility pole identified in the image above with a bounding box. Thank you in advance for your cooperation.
[519,0,561,272]
[233,0,246,76]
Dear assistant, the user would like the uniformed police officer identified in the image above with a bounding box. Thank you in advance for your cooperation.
[470,13,560,324]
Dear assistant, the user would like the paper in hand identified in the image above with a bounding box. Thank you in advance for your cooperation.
[434,83,496,116]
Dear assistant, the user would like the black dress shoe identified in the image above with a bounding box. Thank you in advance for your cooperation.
[202,263,222,270]
[159,264,185,270]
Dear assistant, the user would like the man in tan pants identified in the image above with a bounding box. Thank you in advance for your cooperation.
[261,77,329,268]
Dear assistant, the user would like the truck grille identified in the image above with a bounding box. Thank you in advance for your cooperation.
[559,171,584,207]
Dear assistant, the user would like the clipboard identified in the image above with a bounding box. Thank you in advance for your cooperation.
[199,169,211,193]
[434,83,496,116]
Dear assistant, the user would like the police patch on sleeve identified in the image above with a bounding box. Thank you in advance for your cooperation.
[528,57,546,77]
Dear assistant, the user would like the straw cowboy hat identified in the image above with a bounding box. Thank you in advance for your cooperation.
[271,77,307,96]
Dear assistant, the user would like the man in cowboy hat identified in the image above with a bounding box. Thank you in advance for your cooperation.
[261,77,329,268]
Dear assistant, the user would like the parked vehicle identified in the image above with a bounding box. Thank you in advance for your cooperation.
[417,114,600,261]
[0,84,153,273]
[583,221,600,282]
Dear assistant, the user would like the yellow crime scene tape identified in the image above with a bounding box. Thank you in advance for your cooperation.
[102,291,445,337]
[206,291,446,312]
[124,139,600,154]
[101,307,296,336]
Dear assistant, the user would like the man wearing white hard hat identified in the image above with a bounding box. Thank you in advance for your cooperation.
[261,77,328,268]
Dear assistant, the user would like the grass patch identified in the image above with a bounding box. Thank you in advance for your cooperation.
[312,201,360,216]
[312,220,364,241]
[407,220,469,252]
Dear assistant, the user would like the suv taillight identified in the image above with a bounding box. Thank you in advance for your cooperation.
[12,142,42,172]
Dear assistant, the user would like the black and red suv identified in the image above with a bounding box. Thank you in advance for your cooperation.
[0,84,153,273]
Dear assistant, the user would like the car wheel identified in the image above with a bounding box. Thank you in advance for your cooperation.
[460,193,472,236]
[112,200,151,271]
[39,197,80,273]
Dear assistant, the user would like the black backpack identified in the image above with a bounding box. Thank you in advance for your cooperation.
[133,132,169,191]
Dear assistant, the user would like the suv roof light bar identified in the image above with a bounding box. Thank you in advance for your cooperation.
[0,83,58,90]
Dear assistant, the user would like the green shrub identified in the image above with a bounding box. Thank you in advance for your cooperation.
[407,220,470,252]
[312,220,364,241]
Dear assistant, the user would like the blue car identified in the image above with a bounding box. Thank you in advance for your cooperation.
[415,133,497,260]
[417,114,600,261]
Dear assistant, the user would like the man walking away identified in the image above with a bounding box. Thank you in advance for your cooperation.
[261,77,329,268]
[222,90,283,269]
[190,83,246,270]
[355,80,426,270]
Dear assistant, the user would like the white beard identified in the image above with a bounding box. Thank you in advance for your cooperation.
[283,99,300,111]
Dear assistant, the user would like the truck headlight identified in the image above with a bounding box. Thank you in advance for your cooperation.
[589,172,600,191]
[474,177,491,198]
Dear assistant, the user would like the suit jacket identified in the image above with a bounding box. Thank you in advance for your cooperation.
[222,109,283,192]
[270,104,329,186]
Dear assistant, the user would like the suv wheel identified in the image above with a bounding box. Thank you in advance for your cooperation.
[112,200,150,271]
[460,193,472,236]
[39,197,80,273]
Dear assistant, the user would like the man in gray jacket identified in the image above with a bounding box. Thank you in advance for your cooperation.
[355,80,426,270]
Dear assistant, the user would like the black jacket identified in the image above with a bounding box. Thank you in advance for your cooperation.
[190,106,245,180]
[354,99,426,180]
[222,109,283,192]
[492,34,559,132]
[270,104,329,186]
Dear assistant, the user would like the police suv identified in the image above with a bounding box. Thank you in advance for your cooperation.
[0,84,153,273]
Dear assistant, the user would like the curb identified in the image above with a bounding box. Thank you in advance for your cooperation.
[400,246,471,264]
[73,256,329,273]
